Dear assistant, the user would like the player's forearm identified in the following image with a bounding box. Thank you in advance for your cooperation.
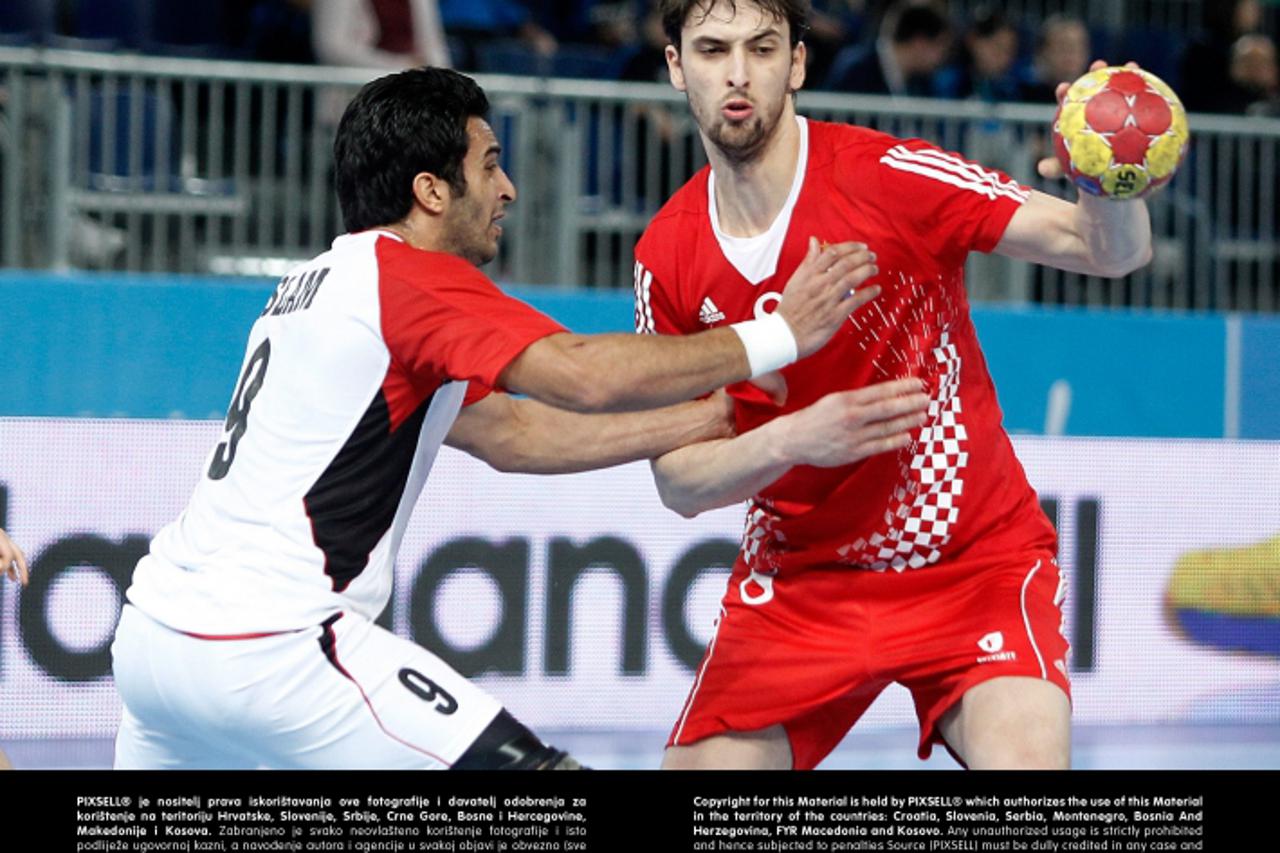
[511,396,736,474]
[452,395,733,475]
[651,419,796,518]
[502,331,753,413]
[1072,193,1153,278]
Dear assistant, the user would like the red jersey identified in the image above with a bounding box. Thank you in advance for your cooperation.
[635,118,1056,574]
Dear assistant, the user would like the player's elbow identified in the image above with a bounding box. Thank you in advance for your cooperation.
[537,345,625,413]
[555,375,619,413]
[1094,243,1153,278]
[654,479,705,519]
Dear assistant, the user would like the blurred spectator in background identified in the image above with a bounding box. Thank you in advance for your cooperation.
[438,0,558,71]
[1018,14,1089,104]
[936,5,1020,102]
[1230,33,1280,117]
[620,0,669,83]
[230,0,314,64]
[1179,0,1265,113]
[535,0,634,50]
[824,0,951,96]
[312,0,450,69]
[804,1,871,85]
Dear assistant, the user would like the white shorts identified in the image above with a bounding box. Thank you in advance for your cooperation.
[111,604,502,769]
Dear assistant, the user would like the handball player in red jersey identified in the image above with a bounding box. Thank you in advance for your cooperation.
[638,0,1159,770]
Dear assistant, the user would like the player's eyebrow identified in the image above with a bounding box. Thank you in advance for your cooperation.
[485,143,502,159]
[746,28,784,44]
[690,28,784,49]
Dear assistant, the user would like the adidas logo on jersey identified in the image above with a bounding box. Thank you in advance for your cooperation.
[698,297,725,325]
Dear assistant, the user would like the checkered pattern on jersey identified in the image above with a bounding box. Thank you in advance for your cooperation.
[838,329,968,572]
[741,503,780,569]
[634,261,655,334]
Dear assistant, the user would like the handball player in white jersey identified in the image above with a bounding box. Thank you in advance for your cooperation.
[639,0,1160,770]
[110,67,929,770]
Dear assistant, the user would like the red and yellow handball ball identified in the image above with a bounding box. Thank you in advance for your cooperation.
[1053,66,1190,200]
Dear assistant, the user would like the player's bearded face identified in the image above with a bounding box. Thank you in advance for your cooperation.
[443,118,514,266]
[670,2,804,164]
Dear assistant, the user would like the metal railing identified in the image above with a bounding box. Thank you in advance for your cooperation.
[3,46,1280,311]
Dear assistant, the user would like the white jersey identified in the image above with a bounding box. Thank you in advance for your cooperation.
[127,231,565,634]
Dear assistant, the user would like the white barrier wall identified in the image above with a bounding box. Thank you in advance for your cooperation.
[1,418,1277,739]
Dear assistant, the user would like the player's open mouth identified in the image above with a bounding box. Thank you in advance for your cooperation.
[722,100,754,121]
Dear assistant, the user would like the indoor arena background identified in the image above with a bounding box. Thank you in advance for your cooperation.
[2,0,1279,769]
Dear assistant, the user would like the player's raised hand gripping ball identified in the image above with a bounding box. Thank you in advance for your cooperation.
[1052,66,1189,199]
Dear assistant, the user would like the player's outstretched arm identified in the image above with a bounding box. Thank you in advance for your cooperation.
[1,528,28,587]
[995,61,1154,278]
[651,378,929,518]
[499,240,879,413]
[445,390,735,474]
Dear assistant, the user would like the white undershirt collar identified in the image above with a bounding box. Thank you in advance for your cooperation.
[708,115,809,286]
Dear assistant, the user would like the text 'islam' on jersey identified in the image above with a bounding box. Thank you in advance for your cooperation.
[127,231,565,635]
[635,117,1056,576]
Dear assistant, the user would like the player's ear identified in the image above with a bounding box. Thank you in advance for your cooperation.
[411,172,449,215]
[666,44,687,92]
[790,40,807,92]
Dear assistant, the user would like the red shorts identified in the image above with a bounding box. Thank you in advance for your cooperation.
[667,550,1071,769]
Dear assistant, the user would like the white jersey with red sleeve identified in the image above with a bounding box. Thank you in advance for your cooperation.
[635,117,1056,575]
[127,230,566,635]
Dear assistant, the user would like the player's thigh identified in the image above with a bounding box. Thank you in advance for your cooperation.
[114,704,251,770]
[265,613,502,769]
[937,676,1071,770]
[111,607,258,769]
[662,724,793,770]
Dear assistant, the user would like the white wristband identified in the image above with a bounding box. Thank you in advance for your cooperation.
[729,311,799,378]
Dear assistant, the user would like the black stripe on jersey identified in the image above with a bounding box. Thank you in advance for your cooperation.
[304,389,432,593]
[318,613,344,672]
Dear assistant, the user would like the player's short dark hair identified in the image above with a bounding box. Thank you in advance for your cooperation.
[334,67,490,234]
[660,0,810,51]
[885,1,950,45]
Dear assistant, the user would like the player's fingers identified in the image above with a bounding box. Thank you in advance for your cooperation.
[845,377,926,404]
[866,429,915,455]
[1054,81,1070,105]
[1038,156,1065,180]
[825,248,876,285]
[805,235,821,263]
[13,543,28,586]
[843,283,881,312]
[817,241,869,269]
[1088,59,1108,71]
[856,395,930,429]
[871,409,929,436]
[832,256,878,293]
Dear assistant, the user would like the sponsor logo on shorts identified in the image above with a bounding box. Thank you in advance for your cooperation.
[976,631,1016,664]
[739,569,776,606]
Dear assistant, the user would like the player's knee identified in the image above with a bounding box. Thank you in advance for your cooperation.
[453,709,587,771]
[961,719,1069,770]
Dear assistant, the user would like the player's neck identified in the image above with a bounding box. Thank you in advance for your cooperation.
[707,110,801,238]
[380,215,446,256]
